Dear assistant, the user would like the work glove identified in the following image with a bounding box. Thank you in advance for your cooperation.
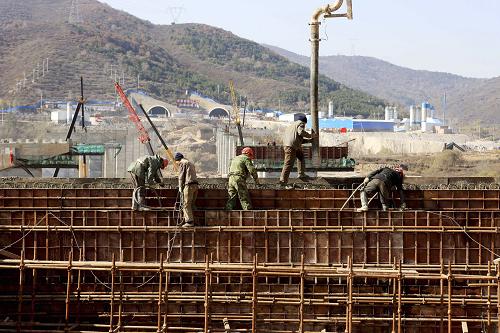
[363,177,370,185]
[399,202,407,211]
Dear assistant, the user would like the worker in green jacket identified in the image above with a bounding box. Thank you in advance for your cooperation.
[127,154,169,210]
[225,147,259,210]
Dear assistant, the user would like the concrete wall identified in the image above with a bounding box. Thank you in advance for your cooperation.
[320,132,470,156]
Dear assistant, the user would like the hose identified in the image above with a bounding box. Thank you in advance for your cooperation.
[339,182,364,211]
[132,185,163,210]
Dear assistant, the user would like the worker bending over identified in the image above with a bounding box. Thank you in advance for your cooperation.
[175,152,198,228]
[357,164,408,212]
[280,114,316,186]
[127,154,168,210]
[226,147,259,210]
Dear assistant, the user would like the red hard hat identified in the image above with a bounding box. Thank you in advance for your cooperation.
[241,147,255,160]
[162,158,169,169]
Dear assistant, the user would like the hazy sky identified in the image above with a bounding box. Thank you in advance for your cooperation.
[100,0,500,79]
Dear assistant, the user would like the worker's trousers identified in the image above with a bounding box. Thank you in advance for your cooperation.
[182,183,198,223]
[225,176,252,210]
[280,146,305,184]
[363,179,390,207]
[129,172,146,210]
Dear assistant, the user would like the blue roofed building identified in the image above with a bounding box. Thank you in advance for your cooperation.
[306,117,394,132]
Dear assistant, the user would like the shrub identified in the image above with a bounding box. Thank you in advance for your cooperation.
[430,150,463,170]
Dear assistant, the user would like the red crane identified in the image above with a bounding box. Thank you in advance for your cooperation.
[114,82,154,155]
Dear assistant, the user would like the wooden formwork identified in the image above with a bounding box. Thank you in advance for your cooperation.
[0,188,499,211]
[0,187,499,332]
[0,210,499,266]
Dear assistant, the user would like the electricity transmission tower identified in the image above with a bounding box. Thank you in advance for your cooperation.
[69,0,82,24]
[168,6,184,24]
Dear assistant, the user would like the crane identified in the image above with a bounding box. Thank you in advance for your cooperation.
[114,82,178,171]
[228,80,244,146]
[115,82,154,155]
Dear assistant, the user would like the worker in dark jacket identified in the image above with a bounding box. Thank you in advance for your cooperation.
[175,152,198,228]
[226,147,259,210]
[357,164,408,212]
[127,154,168,210]
[279,115,316,186]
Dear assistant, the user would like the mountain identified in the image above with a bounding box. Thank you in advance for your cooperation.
[0,0,385,117]
[265,45,500,124]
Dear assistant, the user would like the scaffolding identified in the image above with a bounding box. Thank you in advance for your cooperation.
[0,183,499,332]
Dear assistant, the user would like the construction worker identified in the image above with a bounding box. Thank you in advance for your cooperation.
[225,147,259,210]
[279,114,316,186]
[175,152,198,228]
[357,164,408,212]
[127,154,168,210]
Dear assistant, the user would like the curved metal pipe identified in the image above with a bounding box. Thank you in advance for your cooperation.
[309,0,352,167]
[311,0,344,22]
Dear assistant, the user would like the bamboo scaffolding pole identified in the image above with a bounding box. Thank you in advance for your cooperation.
[447,262,452,333]
[251,254,257,333]
[3,291,499,307]
[345,256,353,333]
[497,262,500,333]
[30,221,37,329]
[391,271,396,333]
[17,250,25,333]
[76,250,82,325]
[488,260,492,327]
[163,270,169,333]
[157,253,163,333]
[397,260,402,333]
[65,251,73,329]
[440,260,444,333]
[108,253,115,333]
[2,223,500,233]
[299,254,305,333]
[204,255,210,333]
[117,260,123,331]
[1,258,499,279]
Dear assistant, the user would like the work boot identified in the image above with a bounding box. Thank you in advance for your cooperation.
[356,191,369,212]
[131,197,139,211]
[181,221,194,228]
[298,174,312,181]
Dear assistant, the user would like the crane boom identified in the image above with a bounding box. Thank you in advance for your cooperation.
[229,80,244,146]
[114,82,154,155]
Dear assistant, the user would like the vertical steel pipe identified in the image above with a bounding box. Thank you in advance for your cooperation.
[309,0,352,164]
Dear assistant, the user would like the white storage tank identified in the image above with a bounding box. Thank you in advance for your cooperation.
[66,102,71,124]
[328,101,334,118]
[421,106,427,124]
[409,106,415,125]
[384,107,392,121]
